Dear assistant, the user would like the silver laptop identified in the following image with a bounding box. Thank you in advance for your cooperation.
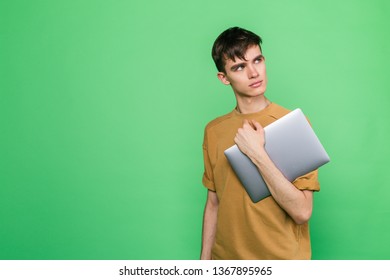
[224,108,330,203]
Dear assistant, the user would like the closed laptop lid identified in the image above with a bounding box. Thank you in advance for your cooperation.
[224,108,330,203]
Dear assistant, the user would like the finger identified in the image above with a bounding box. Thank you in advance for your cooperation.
[242,119,250,127]
[242,119,252,129]
[245,119,259,130]
[252,120,263,131]
[247,119,256,129]
[244,119,258,130]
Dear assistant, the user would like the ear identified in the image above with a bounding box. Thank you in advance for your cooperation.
[217,72,231,85]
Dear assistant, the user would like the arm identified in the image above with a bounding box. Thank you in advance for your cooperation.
[200,190,219,260]
[234,119,313,225]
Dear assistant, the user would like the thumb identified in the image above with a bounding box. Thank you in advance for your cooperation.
[242,119,251,128]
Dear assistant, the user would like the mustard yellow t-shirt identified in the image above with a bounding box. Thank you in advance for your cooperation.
[202,102,320,260]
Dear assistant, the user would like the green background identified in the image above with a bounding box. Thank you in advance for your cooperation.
[1,0,389,260]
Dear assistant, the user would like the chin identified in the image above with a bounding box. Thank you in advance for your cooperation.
[236,88,266,98]
[253,89,266,97]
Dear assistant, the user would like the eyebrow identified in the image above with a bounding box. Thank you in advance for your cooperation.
[254,54,264,61]
[230,54,264,71]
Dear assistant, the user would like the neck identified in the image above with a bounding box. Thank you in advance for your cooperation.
[236,95,270,114]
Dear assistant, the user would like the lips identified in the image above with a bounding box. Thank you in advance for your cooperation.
[249,80,263,88]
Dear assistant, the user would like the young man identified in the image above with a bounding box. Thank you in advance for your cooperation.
[200,27,320,260]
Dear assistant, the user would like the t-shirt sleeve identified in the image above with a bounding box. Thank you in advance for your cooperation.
[202,144,215,191]
[291,116,321,192]
[202,128,216,191]
[292,169,320,191]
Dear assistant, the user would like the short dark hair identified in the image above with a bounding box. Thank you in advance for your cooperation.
[211,27,262,72]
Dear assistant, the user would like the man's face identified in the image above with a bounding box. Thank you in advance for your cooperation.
[218,45,267,98]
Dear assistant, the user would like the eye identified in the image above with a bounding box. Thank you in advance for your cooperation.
[233,64,245,71]
[254,57,263,64]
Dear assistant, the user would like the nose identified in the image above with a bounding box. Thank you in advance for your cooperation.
[247,65,259,79]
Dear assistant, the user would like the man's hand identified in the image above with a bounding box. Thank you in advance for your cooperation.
[234,119,265,160]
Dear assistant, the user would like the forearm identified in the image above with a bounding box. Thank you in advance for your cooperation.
[234,119,313,224]
[250,149,313,224]
[200,191,218,260]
